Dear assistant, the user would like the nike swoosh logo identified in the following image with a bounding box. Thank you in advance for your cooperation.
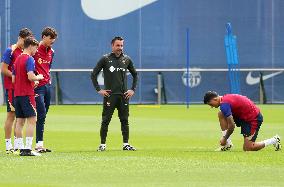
[81,0,158,20]
[246,71,283,85]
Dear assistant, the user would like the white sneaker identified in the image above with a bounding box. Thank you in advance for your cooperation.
[215,143,233,151]
[6,149,14,154]
[123,144,136,151]
[97,145,106,152]
[31,150,42,156]
[19,149,42,156]
[273,135,281,151]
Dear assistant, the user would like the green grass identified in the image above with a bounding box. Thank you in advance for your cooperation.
[0,105,283,187]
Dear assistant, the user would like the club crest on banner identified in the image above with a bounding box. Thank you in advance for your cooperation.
[182,69,201,88]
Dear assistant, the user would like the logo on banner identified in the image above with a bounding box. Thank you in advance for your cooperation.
[182,69,202,88]
[246,71,283,85]
[81,0,158,20]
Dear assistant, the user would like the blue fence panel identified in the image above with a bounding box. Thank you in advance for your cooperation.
[1,0,284,103]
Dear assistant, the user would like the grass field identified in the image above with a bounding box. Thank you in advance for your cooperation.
[0,105,283,187]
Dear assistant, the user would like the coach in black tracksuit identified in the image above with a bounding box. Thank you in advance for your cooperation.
[91,36,138,151]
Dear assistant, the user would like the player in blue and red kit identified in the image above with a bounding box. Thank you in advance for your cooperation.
[33,27,57,153]
[1,28,33,153]
[13,37,44,156]
[203,91,281,151]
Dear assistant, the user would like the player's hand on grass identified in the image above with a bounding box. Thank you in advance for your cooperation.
[98,90,111,97]
[220,136,227,146]
[124,90,134,99]
[37,74,44,80]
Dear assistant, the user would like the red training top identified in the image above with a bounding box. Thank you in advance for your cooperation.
[13,54,36,96]
[1,46,23,89]
[33,44,54,87]
[220,94,260,122]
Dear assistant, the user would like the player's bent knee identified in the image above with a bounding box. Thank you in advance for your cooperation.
[243,140,255,151]
[243,146,251,151]
[243,144,253,151]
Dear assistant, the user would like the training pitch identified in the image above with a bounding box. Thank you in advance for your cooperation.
[0,105,283,187]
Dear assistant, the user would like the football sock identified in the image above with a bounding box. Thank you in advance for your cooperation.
[222,130,232,145]
[14,136,17,149]
[14,138,19,150]
[36,141,43,148]
[261,137,277,147]
[25,137,33,150]
[18,138,24,149]
[5,138,12,150]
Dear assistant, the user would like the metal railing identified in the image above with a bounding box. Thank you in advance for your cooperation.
[50,68,284,105]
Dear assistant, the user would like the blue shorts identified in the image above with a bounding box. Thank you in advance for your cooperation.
[234,113,263,142]
[5,89,15,112]
[14,96,37,118]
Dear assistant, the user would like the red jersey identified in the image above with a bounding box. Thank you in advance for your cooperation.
[1,46,23,89]
[33,44,54,87]
[220,94,260,122]
[13,54,36,96]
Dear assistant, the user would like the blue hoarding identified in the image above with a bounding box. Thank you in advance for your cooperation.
[1,0,284,103]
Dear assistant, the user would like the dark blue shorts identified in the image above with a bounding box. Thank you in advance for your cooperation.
[14,96,37,118]
[234,113,263,142]
[5,89,15,112]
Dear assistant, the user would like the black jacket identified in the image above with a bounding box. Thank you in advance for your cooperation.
[91,53,138,94]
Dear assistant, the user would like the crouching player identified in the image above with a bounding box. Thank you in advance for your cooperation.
[203,91,281,151]
[12,37,44,156]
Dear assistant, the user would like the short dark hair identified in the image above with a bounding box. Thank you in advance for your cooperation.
[24,37,39,49]
[42,27,58,39]
[111,36,124,45]
[203,91,219,104]
[19,28,33,38]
